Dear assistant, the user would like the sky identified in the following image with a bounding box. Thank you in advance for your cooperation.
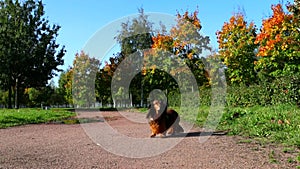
[42,0,291,84]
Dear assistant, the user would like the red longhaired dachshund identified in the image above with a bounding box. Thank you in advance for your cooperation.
[146,100,184,137]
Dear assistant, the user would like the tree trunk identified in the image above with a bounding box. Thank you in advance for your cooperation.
[14,78,19,109]
[8,85,12,109]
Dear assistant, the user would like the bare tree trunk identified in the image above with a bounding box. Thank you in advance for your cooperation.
[14,78,18,109]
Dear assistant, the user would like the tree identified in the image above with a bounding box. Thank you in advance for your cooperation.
[147,10,210,88]
[26,85,54,107]
[171,10,210,87]
[105,9,211,107]
[72,51,100,108]
[216,12,258,85]
[55,70,70,106]
[254,3,300,78]
[58,68,74,106]
[95,67,112,106]
[116,8,153,57]
[0,90,8,107]
[115,8,154,106]
[143,34,179,94]
[171,10,210,59]
[0,0,65,108]
[95,53,124,107]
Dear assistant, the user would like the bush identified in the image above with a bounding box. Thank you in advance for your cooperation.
[169,75,299,108]
[224,75,300,107]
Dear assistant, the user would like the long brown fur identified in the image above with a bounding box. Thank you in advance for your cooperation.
[146,100,184,137]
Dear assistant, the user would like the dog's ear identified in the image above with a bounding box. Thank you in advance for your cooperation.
[146,106,155,119]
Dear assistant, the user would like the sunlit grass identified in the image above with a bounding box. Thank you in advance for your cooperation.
[172,104,300,147]
[0,108,75,128]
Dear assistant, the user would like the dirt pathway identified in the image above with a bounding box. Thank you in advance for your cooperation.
[0,111,298,169]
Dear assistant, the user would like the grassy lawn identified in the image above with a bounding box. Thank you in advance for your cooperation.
[0,108,75,129]
[182,104,300,148]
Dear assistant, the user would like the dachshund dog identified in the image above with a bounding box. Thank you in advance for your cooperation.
[146,100,184,137]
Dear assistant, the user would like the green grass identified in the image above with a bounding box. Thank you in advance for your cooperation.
[0,108,75,128]
[167,104,300,148]
[217,104,300,147]
[237,139,253,144]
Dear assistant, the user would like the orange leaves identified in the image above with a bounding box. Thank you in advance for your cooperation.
[216,12,258,85]
[254,3,300,77]
[255,4,293,57]
[216,13,253,50]
[151,33,173,51]
[149,9,202,61]
[219,14,246,33]
[176,10,201,29]
[265,4,285,28]
[216,13,256,53]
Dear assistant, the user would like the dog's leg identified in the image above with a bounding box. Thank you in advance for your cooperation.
[167,126,174,135]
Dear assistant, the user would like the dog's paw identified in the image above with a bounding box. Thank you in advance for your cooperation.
[157,133,165,138]
[150,133,156,138]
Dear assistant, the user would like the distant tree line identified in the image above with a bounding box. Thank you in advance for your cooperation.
[0,1,299,108]
[62,1,299,108]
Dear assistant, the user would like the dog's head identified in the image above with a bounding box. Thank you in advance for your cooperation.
[146,100,167,120]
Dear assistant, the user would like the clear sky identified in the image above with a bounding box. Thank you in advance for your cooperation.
[42,0,290,83]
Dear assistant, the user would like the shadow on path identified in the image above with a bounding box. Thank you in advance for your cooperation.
[167,130,228,138]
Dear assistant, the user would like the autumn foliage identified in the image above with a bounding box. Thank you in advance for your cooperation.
[255,4,292,56]
[254,3,300,77]
[146,10,209,86]
[216,12,257,85]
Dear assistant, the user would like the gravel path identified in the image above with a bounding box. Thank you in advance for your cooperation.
[0,111,299,169]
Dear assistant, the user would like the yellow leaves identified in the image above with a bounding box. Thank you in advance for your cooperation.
[216,13,250,50]
[187,53,193,59]
[150,65,156,74]
[271,118,291,125]
[281,43,288,50]
[172,10,202,49]
[216,12,258,85]
[141,66,147,75]
[24,88,30,94]
[151,33,173,51]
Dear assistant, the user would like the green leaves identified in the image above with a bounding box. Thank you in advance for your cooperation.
[72,51,100,108]
[116,8,153,57]
[216,12,258,85]
[0,0,65,108]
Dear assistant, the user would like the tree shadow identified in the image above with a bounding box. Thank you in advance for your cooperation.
[49,117,104,124]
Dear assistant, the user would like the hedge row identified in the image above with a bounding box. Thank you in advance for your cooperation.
[168,76,300,107]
